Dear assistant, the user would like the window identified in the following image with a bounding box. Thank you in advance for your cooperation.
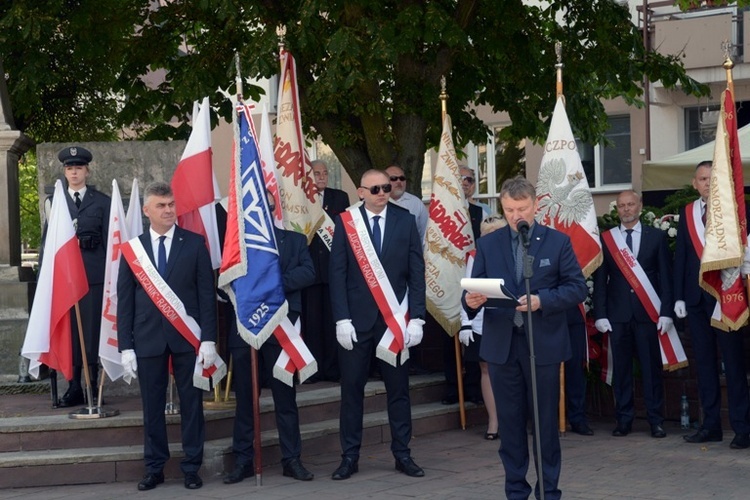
[685,101,750,150]
[577,115,631,189]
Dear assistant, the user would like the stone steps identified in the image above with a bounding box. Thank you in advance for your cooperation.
[0,373,485,488]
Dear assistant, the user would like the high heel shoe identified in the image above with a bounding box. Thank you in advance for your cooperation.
[484,431,499,440]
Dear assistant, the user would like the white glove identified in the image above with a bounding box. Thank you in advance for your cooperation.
[198,341,217,368]
[458,326,474,347]
[405,319,425,348]
[594,318,612,333]
[336,319,357,350]
[121,349,138,382]
[742,247,750,276]
[656,316,674,334]
[674,300,687,319]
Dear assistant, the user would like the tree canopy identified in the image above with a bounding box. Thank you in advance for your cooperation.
[0,0,715,190]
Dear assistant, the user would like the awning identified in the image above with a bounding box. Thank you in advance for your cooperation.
[642,123,750,191]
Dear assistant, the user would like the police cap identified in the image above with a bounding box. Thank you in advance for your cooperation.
[58,146,93,167]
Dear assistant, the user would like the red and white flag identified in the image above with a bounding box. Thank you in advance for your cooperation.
[22,180,89,380]
[259,103,283,227]
[274,49,327,241]
[536,96,602,278]
[126,178,143,239]
[98,180,130,381]
[700,89,749,331]
[172,96,222,268]
[424,114,475,335]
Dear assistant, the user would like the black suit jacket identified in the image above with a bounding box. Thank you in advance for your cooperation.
[329,204,426,332]
[42,186,111,285]
[117,226,217,357]
[594,225,673,323]
[310,187,350,284]
[674,202,711,307]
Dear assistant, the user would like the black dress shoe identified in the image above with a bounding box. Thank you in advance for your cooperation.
[395,456,425,477]
[137,472,164,491]
[223,462,254,484]
[184,472,203,490]
[651,424,667,438]
[283,458,314,481]
[684,428,722,443]
[612,423,632,437]
[58,386,84,408]
[570,422,594,436]
[730,433,750,449]
[331,457,358,480]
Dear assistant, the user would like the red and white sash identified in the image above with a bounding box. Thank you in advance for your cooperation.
[272,316,317,386]
[601,229,688,371]
[341,208,409,367]
[121,237,227,390]
[685,200,705,260]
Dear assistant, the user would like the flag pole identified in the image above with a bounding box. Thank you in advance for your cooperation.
[236,47,264,487]
[722,41,750,310]
[440,76,467,430]
[555,41,567,436]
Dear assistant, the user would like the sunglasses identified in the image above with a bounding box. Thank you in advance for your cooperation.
[462,175,475,183]
[360,184,393,195]
[389,175,406,182]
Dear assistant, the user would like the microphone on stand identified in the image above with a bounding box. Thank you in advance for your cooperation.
[517,219,531,248]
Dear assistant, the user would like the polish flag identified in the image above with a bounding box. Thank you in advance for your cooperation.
[172,96,222,268]
[98,180,130,381]
[22,180,89,380]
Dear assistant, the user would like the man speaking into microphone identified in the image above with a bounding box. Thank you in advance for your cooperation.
[463,176,587,500]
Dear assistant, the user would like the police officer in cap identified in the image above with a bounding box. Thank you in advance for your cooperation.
[42,146,110,407]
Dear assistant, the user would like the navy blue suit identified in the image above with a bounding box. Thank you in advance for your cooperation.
[464,223,586,500]
[303,187,350,381]
[229,227,315,466]
[117,226,216,475]
[593,225,670,428]
[674,203,750,435]
[329,204,426,460]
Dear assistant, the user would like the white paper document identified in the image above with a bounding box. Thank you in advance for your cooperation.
[460,278,518,302]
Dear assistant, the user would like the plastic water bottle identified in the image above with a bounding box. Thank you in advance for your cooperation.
[680,395,690,430]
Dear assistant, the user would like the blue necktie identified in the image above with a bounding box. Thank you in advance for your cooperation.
[158,235,167,276]
[625,229,634,253]
[372,215,382,255]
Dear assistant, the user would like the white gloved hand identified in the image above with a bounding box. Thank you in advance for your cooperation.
[405,319,425,348]
[336,319,357,350]
[458,325,474,347]
[198,341,217,368]
[674,300,687,319]
[121,349,138,382]
[656,316,674,334]
[742,247,750,276]
[594,318,612,333]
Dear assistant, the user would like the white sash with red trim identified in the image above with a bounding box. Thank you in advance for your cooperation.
[601,229,688,371]
[121,237,227,390]
[272,316,317,386]
[341,207,409,367]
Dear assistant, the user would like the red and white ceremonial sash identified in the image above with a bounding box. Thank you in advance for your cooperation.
[121,238,227,390]
[342,208,409,367]
[272,316,317,386]
[602,230,688,371]
[685,200,724,323]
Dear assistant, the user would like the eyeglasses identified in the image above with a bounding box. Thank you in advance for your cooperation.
[389,175,406,182]
[360,184,393,195]
[462,175,475,184]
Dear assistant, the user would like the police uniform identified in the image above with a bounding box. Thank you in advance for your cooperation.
[42,146,110,407]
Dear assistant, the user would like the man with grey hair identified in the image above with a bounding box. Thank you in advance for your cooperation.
[385,165,427,242]
[463,176,586,499]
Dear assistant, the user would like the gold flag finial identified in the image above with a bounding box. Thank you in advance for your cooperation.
[234,52,243,102]
[722,39,735,97]
[276,25,287,55]
[555,41,563,99]
[440,75,448,122]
